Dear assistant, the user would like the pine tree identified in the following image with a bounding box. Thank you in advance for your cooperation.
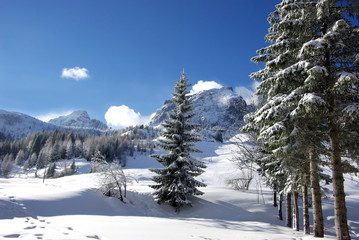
[15,149,26,165]
[246,0,358,238]
[244,0,323,235]
[311,2,358,238]
[150,71,206,212]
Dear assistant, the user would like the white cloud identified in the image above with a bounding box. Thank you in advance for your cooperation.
[235,86,255,104]
[61,67,89,81]
[235,80,260,105]
[35,110,74,122]
[105,105,152,129]
[190,80,223,94]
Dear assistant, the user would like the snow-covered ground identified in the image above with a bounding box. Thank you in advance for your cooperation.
[1,138,358,240]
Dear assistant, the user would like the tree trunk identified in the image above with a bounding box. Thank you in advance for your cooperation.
[273,183,278,207]
[273,191,277,207]
[302,183,310,235]
[310,150,324,237]
[293,190,300,231]
[278,193,283,221]
[329,120,351,240]
[286,192,292,228]
[322,20,351,238]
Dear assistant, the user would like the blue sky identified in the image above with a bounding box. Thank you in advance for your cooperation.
[0,0,279,128]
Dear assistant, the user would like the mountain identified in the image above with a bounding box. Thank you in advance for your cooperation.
[0,109,58,139]
[0,109,108,140]
[148,87,251,140]
[48,110,108,130]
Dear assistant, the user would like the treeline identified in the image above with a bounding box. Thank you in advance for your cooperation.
[0,126,157,177]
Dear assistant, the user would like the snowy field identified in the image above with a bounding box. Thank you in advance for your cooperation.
[1,138,358,240]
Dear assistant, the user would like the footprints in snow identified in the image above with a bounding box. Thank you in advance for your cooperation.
[3,216,76,239]
[6,195,29,217]
[1,195,99,239]
[22,217,49,239]
[3,234,21,238]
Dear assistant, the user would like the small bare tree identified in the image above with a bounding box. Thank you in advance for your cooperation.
[229,133,258,190]
[91,151,136,202]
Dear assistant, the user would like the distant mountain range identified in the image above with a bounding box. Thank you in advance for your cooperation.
[0,109,107,139]
[1,87,251,140]
[0,109,58,139]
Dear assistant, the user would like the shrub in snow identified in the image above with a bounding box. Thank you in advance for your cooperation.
[92,151,136,202]
[53,160,76,178]
[226,170,253,191]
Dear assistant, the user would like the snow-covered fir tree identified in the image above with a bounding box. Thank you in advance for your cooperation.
[299,1,358,239]
[150,71,206,212]
[244,0,358,238]
[244,0,325,235]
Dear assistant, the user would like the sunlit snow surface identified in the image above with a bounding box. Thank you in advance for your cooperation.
[1,135,358,239]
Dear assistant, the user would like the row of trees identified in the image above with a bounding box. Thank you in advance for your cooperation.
[0,126,157,178]
[244,0,358,239]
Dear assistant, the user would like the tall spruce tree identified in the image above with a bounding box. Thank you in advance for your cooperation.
[150,71,206,212]
[243,0,326,235]
[297,1,359,238]
[246,0,358,238]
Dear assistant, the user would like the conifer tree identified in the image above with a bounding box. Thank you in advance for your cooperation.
[246,0,358,238]
[150,71,206,212]
[243,0,324,234]
[306,2,358,238]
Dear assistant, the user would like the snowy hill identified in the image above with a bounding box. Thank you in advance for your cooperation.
[1,137,358,239]
[48,110,108,130]
[0,109,58,139]
[149,87,251,139]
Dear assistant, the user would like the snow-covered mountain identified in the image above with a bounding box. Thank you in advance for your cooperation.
[149,87,251,139]
[0,109,108,139]
[48,110,108,130]
[0,109,58,139]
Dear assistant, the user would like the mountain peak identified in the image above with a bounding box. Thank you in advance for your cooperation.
[149,87,250,137]
[68,110,90,120]
[49,110,107,130]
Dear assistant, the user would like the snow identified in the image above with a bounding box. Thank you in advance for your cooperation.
[299,93,326,105]
[308,66,328,76]
[343,103,359,119]
[1,137,359,239]
[336,71,359,86]
[299,38,327,57]
[276,61,311,79]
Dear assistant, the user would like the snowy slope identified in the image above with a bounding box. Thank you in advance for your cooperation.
[1,136,358,239]
[149,87,250,139]
[0,109,58,139]
[48,110,108,130]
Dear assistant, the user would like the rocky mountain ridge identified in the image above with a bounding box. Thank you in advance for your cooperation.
[49,110,108,130]
[149,87,251,140]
